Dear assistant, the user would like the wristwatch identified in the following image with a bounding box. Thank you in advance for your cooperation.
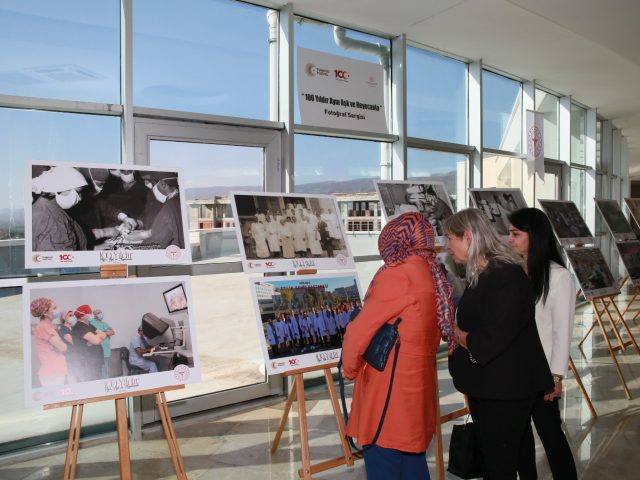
[552,374,563,383]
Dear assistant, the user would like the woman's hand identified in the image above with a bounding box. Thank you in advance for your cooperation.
[544,376,562,401]
[454,325,469,349]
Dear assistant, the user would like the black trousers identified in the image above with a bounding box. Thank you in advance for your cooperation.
[468,395,535,480]
[517,395,577,480]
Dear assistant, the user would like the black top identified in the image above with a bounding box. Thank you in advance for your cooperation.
[449,261,553,400]
[70,321,103,368]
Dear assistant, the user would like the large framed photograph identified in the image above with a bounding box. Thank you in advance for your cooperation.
[374,180,454,245]
[538,200,594,246]
[595,199,636,242]
[616,241,640,288]
[623,198,640,238]
[231,192,354,273]
[250,273,363,374]
[565,247,619,299]
[25,161,191,269]
[468,188,528,236]
[23,276,200,407]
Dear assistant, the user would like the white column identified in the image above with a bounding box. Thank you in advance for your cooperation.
[278,4,294,193]
[468,61,483,188]
[390,34,407,180]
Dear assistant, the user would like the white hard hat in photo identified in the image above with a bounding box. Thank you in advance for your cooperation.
[32,166,88,193]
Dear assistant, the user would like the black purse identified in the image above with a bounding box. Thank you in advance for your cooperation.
[338,317,402,451]
[447,419,483,479]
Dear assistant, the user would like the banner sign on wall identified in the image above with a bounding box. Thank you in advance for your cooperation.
[526,110,545,181]
[297,47,388,134]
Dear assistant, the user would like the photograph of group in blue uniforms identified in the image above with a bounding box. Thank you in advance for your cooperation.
[23,277,199,407]
[251,274,363,374]
[26,161,191,268]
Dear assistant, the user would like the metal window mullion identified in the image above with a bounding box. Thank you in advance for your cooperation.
[406,137,474,155]
[0,94,122,116]
[121,0,134,166]
[293,124,398,143]
[468,60,482,189]
[559,96,571,200]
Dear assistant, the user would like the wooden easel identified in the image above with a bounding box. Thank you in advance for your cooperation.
[270,362,358,479]
[578,294,640,399]
[45,384,187,480]
[45,263,187,479]
[616,275,640,324]
[433,365,468,480]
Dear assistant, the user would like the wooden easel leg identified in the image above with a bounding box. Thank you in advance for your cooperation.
[156,392,187,480]
[295,373,312,480]
[599,298,627,351]
[608,297,640,356]
[63,403,83,480]
[271,376,297,454]
[323,368,354,467]
[591,301,632,400]
[433,368,444,480]
[568,357,597,419]
[115,397,132,479]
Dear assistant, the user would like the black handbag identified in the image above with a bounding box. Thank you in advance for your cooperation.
[447,419,483,479]
[338,317,402,451]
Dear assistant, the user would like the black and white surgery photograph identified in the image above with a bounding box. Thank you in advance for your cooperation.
[25,161,191,268]
[469,188,528,236]
[375,180,454,244]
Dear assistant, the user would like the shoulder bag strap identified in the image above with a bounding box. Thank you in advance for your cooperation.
[338,338,401,452]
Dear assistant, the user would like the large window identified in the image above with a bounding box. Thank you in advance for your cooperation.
[407,47,467,144]
[482,153,523,189]
[535,89,559,160]
[0,0,120,104]
[0,108,121,279]
[133,0,272,119]
[294,135,382,253]
[150,140,263,263]
[571,104,587,165]
[571,168,586,217]
[483,70,522,152]
[407,149,467,210]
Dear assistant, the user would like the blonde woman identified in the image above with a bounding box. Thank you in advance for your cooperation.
[443,208,553,479]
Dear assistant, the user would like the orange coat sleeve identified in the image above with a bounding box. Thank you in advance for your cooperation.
[341,267,415,379]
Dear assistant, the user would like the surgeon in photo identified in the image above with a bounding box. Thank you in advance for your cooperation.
[31,166,88,251]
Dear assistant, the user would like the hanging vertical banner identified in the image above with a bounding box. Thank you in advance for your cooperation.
[297,47,389,134]
[526,110,545,181]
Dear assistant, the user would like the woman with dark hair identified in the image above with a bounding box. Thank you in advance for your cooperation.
[342,212,455,480]
[444,208,553,479]
[507,207,578,479]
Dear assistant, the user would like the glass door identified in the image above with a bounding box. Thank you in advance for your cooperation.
[133,119,283,423]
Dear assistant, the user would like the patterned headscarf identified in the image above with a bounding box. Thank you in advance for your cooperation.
[368,212,456,353]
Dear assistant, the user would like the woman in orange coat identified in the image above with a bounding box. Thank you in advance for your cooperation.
[341,212,455,480]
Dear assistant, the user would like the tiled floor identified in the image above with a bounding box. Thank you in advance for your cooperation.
[1,299,640,479]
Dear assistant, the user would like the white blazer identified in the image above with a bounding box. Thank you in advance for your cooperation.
[534,262,576,377]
